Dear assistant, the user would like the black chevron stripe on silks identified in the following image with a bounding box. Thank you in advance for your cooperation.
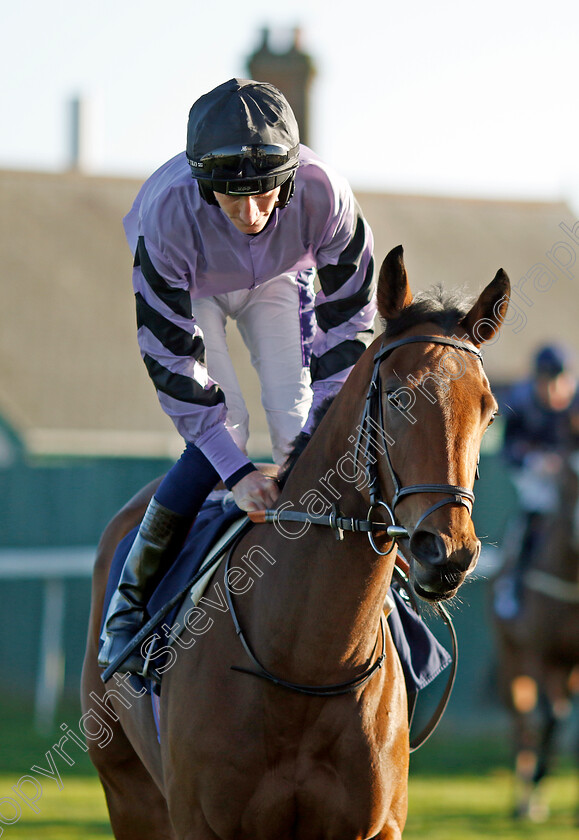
[135,236,192,319]
[315,256,375,333]
[310,337,371,382]
[316,212,368,297]
[136,293,205,360]
[143,355,225,407]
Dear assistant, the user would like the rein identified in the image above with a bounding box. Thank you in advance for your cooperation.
[392,566,459,753]
[225,531,388,696]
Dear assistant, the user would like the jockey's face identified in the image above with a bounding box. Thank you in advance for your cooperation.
[536,371,577,411]
[214,187,281,234]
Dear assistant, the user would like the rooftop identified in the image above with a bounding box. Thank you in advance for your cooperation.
[1,167,576,459]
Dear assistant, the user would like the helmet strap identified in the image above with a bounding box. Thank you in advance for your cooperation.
[198,182,219,206]
[277,174,295,209]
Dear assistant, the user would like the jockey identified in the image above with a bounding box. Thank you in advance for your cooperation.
[98,78,376,675]
[503,344,579,469]
[494,342,579,618]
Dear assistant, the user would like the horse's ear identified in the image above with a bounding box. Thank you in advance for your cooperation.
[460,269,511,346]
[377,245,414,320]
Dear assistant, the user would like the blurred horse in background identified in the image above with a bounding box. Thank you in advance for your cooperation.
[493,452,579,821]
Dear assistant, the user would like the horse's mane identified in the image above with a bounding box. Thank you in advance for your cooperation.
[384,284,472,338]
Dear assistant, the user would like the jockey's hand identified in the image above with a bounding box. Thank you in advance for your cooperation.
[232,469,280,512]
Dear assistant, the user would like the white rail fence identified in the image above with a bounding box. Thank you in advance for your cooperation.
[0,547,95,733]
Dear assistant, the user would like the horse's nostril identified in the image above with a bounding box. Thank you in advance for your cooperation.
[410,529,447,565]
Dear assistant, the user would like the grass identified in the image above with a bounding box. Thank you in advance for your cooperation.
[0,778,111,839]
[0,700,578,838]
[405,728,579,838]
[0,699,110,838]
[406,771,579,839]
[2,770,577,840]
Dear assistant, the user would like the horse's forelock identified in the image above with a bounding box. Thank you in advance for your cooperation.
[383,284,472,337]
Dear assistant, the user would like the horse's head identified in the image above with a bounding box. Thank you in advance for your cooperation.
[371,245,510,601]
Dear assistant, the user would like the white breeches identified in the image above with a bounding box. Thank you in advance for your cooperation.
[191,272,313,465]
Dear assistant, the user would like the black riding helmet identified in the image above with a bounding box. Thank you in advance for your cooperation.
[534,344,570,378]
[186,78,300,208]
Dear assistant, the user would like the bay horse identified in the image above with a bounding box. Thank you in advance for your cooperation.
[493,453,579,821]
[81,245,510,840]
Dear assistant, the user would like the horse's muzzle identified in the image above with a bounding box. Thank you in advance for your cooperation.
[409,529,481,601]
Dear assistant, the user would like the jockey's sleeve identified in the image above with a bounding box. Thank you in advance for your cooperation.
[131,235,254,485]
[306,196,376,423]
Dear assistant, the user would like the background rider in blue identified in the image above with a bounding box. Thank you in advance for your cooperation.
[98,78,376,675]
[494,343,579,619]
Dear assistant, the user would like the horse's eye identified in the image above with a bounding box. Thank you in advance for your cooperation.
[488,412,498,427]
[387,392,405,411]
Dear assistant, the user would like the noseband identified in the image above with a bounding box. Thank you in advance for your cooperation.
[357,334,484,555]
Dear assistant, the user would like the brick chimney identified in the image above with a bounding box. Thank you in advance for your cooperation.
[247,27,316,147]
[68,96,89,172]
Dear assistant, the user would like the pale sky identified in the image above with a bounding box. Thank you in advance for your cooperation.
[3,0,579,212]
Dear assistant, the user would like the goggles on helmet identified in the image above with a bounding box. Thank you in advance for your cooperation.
[187,143,299,196]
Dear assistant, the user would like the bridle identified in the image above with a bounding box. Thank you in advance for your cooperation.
[358,334,484,554]
[251,334,484,554]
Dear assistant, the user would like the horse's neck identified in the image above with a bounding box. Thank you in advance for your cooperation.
[245,500,391,680]
[242,366,394,675]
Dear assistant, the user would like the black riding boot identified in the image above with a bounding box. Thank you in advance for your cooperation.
[98,497,190,678]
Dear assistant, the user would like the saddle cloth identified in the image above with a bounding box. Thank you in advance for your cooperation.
[101,496,451,696]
